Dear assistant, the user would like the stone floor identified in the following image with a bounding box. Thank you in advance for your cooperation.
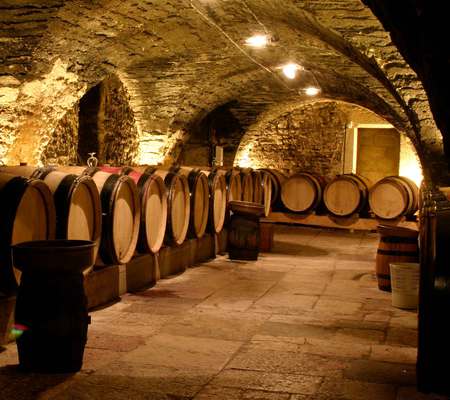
[0,225,446,399]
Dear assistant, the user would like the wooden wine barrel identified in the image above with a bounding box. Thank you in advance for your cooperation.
[145,168,190,246]
[228,201,264,260]
[260,170,273,217]
[0,173,56,291]
[252,170,264,204]
[324,174,371,217]
[281,172,324,213]
[369,176,419,220]
[202,169,227,234]
[177,167,209,239]
[376,224,419,291]
[240,170,254,202]
[38,170,101,255]
[88,170,140,265]
[260,169,287,207]
[0,168,95,244]
[124,169,168,253]
[225,169,242,203]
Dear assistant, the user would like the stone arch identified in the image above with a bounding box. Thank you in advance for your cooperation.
[39,73,140,166]
[234,99,423,184]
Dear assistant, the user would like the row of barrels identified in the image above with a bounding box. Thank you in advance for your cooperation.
[267,171,419,220]
[0,164,274,293]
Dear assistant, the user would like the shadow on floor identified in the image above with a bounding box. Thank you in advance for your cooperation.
[272,241,329,257]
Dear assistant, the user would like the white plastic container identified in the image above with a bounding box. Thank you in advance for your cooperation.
[389,262,420,309]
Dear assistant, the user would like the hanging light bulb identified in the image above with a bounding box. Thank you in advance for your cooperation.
[281,63,300,79]
[245,34,270,48]
[305,86,320,96]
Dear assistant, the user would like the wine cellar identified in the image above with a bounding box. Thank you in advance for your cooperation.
[1,1,450,399]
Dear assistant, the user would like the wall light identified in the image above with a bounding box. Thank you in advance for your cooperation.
[281,63,300,80]
[305,86,320,96]
[245,34,270,48]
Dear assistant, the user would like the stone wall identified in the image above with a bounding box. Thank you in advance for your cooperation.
[40,74,139,166]
[235,102,347,177]
[100,75,139,166]
[40,103,79,165]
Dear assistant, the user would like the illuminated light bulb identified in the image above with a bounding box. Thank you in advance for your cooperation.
[281,63,300,79]
[245,34,269,48]
[305,86,320,96]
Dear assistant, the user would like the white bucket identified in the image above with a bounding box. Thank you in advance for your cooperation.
[389,262,420,309]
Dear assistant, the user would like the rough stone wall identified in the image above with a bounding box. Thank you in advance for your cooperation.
[39,74,139,166]
[40,103,79,166]
[235,102,346,177]
[100,75,139,166]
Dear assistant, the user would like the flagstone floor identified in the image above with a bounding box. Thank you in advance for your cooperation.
[0,225,445,399]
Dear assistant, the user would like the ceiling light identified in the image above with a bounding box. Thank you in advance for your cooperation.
[281,63,300,79]
[245,34,269,48]
[305,86,320,96]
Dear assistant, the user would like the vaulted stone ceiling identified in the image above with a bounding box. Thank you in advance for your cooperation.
[0,0,446,182]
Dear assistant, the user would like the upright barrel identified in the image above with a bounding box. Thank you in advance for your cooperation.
[376,224,419,291]
[369,176,419,220]
[281,172,324,213]
[324,174,371,217]
[0,173,56,292]
[177,167,209,239]
[89,170,140,265]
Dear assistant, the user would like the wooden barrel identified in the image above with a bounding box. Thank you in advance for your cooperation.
[240,170,254,202]
[260,170,273,217]
[225,170,242,203]
[0,173,56,291]
[260,169,287,208]
[125,169,167,253]
[203,169,227,234]
[177,167,209,239]
[228,201,264,260]
[38,170,101,257]
[369,176,419,220]
[146,168,190,246]
[376,224,419,291]
[281,172,324,213]
[324,174,371,217]
[88,170,140,265]
[252,170,264,204]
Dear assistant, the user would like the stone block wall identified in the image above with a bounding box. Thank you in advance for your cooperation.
[235,102,347,177]
[39,74,139,166]
[40,103,79,165]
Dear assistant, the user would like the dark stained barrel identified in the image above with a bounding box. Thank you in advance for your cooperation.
[228,201,264,261]
[13,240,95,372]
[376,224,419,291]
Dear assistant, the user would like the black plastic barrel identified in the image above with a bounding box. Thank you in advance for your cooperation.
[12,240,95,373]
